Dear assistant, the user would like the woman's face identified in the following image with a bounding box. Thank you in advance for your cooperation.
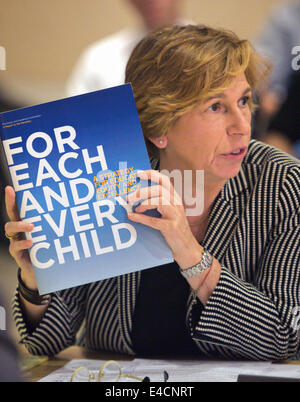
[158,74,252,183]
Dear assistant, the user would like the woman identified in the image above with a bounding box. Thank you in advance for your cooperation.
[6,25,300,360]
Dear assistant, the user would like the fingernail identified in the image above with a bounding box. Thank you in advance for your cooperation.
[136,170,147,179]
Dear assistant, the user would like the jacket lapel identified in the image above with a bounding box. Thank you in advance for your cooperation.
[117,271,141,355]
[203,195,240,260]
[204,163,249,258]
[187,166,249,307]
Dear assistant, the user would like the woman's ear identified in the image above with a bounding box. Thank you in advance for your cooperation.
[148,136,168,149]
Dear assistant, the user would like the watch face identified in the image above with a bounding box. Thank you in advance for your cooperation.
[192,266,199,275]
[180,250,213,279]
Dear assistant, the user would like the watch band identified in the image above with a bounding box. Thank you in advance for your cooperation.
[180,249,213,279]
[18,268,51,306]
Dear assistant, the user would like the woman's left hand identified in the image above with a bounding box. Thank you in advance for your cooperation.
[127,170,203,269]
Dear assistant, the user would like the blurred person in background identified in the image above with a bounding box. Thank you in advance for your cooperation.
[264,70,300,158]
[66,0,188,96]
[254,0,300,158]
[0,293,22,382]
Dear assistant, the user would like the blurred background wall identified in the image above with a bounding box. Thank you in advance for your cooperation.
[0,0,289,106]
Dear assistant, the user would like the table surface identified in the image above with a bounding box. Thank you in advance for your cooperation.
[21,346,133,382]
[21,346,300,382]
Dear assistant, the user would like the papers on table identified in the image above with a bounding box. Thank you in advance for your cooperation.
[38,358,300,382]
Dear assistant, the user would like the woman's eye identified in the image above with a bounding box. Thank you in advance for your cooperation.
[208,102,221,112]
[239,96,250,107]
[207,95,251,112]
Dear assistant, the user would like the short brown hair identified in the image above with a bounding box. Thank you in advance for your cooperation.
[125,24,270,159]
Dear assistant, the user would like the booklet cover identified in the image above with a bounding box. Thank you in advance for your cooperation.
[0,84,173,294]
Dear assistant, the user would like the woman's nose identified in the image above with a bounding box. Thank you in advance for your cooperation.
[227,109,251,136]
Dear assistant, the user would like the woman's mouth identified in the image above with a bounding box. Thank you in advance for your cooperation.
[220,147,247,160]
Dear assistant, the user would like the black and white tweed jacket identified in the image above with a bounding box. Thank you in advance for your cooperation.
[13,140,300,360]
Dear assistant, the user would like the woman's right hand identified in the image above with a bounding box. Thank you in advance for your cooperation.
[4,185,37,290]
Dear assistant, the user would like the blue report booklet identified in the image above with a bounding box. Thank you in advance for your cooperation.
[0,84,173,294]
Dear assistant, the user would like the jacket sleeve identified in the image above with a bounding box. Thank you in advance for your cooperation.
[12,284,88,356]
[189,167,300,360]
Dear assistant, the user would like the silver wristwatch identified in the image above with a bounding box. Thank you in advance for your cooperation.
[180,249,213,279]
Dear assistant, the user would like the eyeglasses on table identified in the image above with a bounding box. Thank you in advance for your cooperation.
[70,360,169,382]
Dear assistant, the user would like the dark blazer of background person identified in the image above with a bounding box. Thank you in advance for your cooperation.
[0,294,22,382]
[267,70,300,147]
